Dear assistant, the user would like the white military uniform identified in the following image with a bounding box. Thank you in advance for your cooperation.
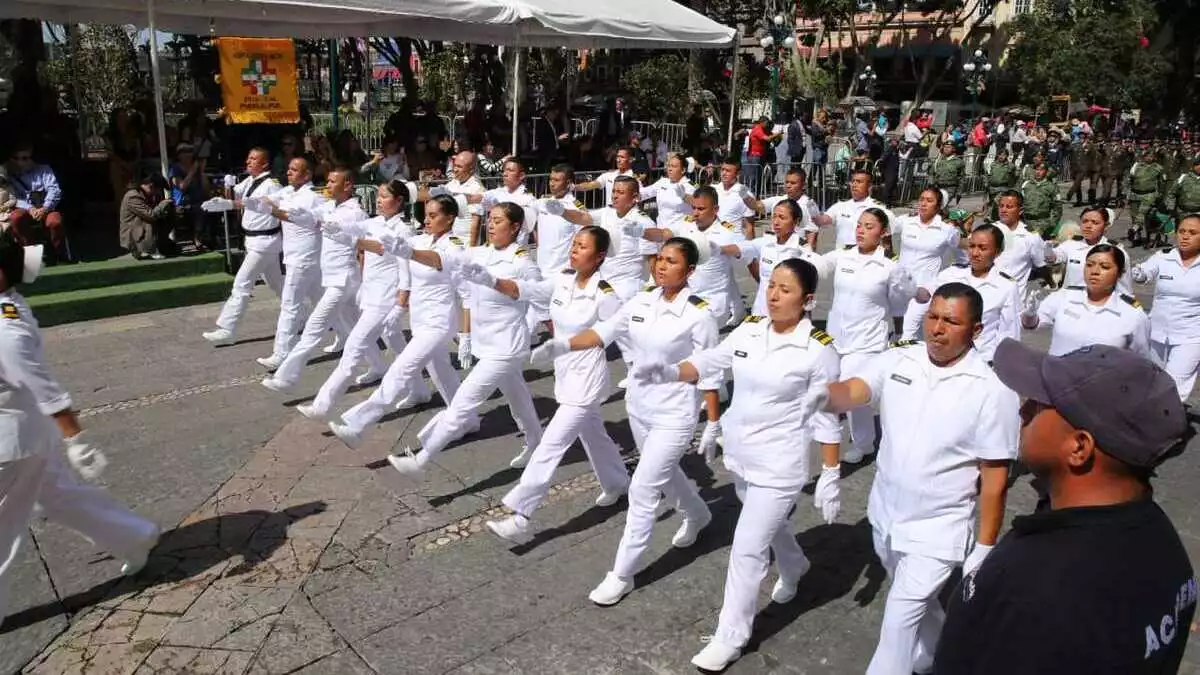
[738,230,823,316]
[689,316,840,649]
[502,271,631,518]
[270,182,326,360]
[408,242,545,468]
[992,221,1046,295]
[0,291,159,616]
[529,193,583,328]
[1049,236,1134,294]
[678,217,746,321]
[822,245,911,458]
[481,184,538,245]
[892,214,960,332]
[713,182,758,323]
[339,231,473,436]
[594,169,638,209]
[1035,288,1152,359]
[272,197,377,387]
[914,264,1020,362]
[595,206,657,369]
[639,177,694,257]
[444,175,486,242]
[855,343,1020,675]
[760,194,819,235]
[1134,248,1200,400]
[593,287,719,581]
[213,172,283,335]
[825,196,890,249]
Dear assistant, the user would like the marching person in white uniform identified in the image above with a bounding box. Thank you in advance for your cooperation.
[909,224,1019,362]
[712,158,760,324]
[541,237,720,607]
[753,167,827,249]
[438,151,486,246]
[202,147,283,345]
[823,284,1019,675]
[0,232,160,619]
[329,194,477,448]
[635,258,843,671]
[638,154,696,269]
[529,164,584,335]
[476,158,538,245]
[485,225,633,544]
[737,199,825,316]
[1133,214,1200,400]
[1022,244,1152,360]
[893,187,961,337]
[263,165,376,393]
[385,203,545,476]
[823,169,892,250]
[573,147,640,209]
[991,190,1048,296]
[252,157,325,370]
[821,207,915,463]
[1046,206,1133,293]
[298,179,431,419]
[677,186,746,322]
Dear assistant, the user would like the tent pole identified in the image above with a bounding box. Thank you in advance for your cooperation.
[330,39,340,131]
[511,43,521,157]
[726,38,740,154]
[147,0,169,178]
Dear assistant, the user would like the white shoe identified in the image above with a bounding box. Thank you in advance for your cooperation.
[202,328,236,346]
[329,421,363,449]
[323,337,343,354]
[842,447,873,464]
[256,354,283,371]
[387,447,426,479]
[588,572,633,606]
[394,390,433,411]
[296,403,327,422]
[771,557,811,604]
[355,371,384,387]
[486,515,533,545]
[672,509,712,548]
[120,529,161,577]
[594,485,628,507]
[617,377,629,389]
[509,445,533,469]
[691,638,742,672]
[261,376,295,394]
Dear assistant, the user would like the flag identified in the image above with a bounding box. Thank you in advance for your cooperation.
[216,37,300,124]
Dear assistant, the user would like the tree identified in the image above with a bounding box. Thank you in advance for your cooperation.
[44,24,144,134]
[621,54,691,121]
[420,48,468,113]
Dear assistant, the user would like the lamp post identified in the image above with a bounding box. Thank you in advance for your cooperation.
[962,48,992,121]
[759,13,796,121]
[858,65,878,100]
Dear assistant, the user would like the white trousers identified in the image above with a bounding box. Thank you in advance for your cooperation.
[610,414,709,579]
[713,476,807,648]
[840,351,880,454]
[274,284,366,387]
[502,403,630,518]
[414,355,543,467]
[339,326,459,435]
[216,246,284,333]
[310,304,421,416]
[901,298,928,341]
[609,278,641,367]
[0,451,159,618]
[1151,341,1200,402]
[866,529,957,675]
[273,263,322,359]
[725,274,746,324]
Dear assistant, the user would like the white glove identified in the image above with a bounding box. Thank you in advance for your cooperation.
[529,336,570,368]
[223,174,238,188]
[618,218,643,239]
[242,196,270,214]
[457,332,474,370]
[542,199,565,216]
[428,185,449,198]
[320,218,343,236]
[1043,241,1059,264]
[813,464,841,525]
[481,194,498,212]
[1132,265,1149,283]
[697,420,721,464]
[460,262,495,288]
[630,360,678,385]
[1021,286,1047,318]
[890,267,916,300]
[674,182,689,200]
[737,184,751,199]
[962,542,994,576]
[64,432,109,481]
[390,236,414,260]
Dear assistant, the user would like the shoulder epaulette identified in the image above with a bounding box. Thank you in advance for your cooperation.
[541,194,553,200]
[684,215,695,222]
[642,282,658,292]
[447,235,464,246]
[574,199,584,209]
[890,339,919,349]
[1163,246,1175,253]
[1071,235,1084,241]
[514,247,529,257]
[953,262,969,268]
[843,243,855,250]
[1,302,18,320]
[561,268,575,275]
[721,221,735,230]
[743,315,764,323]
[598,280,615,295]
[1120,293,1144,310]
[688,294,709,309]
[810,327,834,345]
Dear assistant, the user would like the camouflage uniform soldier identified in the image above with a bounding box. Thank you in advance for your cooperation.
[1022,162,1062,239]
[1114,138,1137,207]
[1160,143,1183,185]
[930,142,966,203]
[1165,155,1200,219]
[1067,137,1100,206]
[1100,139,1130,208]
[986,148,1018,219]
[1126,147,1166,248]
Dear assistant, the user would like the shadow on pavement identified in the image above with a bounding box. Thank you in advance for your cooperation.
[0,501,328,634]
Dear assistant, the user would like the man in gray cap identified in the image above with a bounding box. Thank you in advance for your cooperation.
[934,339,1195,674]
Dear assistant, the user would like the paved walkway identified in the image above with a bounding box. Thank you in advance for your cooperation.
[4,200,1199,675]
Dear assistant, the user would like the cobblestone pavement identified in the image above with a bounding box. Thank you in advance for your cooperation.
[3,199,1199,675]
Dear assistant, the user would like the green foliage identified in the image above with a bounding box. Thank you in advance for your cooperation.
[44,25,144,131]
[420,48,467,112]
[621,54,690,122]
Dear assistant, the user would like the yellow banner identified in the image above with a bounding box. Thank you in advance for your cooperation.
[216,38,299,124]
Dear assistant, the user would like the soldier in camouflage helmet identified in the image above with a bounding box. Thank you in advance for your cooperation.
[986,148,1018,219]
[1067,136,1101,207]
[1127,146,1166,248]
[1022,162,1062,239]
[930,142,966,203]
[1099,138,1131,208]
[1165,154,1200,219]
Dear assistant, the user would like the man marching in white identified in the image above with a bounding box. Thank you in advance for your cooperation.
[823,283,1018,675]
[437,151,486,246]
[263,165,377,393]
[712,158,759,324]
[823,169,892,250]
[0,232,159,619]
[202,147,283,346]
[475,158,538,245]
[990,190,1048,296]
[678,186,746,323]
[529,165,584,335]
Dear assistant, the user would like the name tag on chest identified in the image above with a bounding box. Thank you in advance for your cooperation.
[840,267,855,274]
[552,299,564,306]
[632,316,645,323]
[1063,309,1081,319]
[762,258,774,265]
[1161,275,1174,280]
[734,350,748,358]
[890,373,912,385]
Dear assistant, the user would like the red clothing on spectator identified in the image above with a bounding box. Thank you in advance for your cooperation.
[749,125,771,158]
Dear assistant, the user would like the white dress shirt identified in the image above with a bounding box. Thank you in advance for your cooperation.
[1135,248,1200,345]
[1036,288,1152,358]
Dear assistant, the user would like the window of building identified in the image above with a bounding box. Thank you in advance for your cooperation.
[1014,0,1033,14]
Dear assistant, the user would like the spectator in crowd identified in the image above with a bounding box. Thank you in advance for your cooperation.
[334,128,368,168]
[0,183,16,227]
[120,170,175,260]
[809,109,830,189]
[4,141,68,264]
[360,137,409,183]
[168,143,210,252]
[746,116,781,180]
[273,134,300,177]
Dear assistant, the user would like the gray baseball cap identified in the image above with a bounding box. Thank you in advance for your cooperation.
[993,339,1188,468]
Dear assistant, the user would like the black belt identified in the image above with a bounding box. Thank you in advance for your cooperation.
[244,226,282,237]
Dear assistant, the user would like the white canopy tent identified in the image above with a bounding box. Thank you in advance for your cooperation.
[2,0,737,167]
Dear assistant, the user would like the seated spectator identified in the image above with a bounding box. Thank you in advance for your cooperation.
[120,170,175,260]
[4,141,68,263]
[0,183,15,227]
[169,143,210,251]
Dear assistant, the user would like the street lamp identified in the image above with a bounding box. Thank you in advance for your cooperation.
[760,13,796,121]
[962,48,992,119]
[858,65,878,100]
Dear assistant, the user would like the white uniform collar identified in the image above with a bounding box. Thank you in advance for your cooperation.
[754,316,816,351]
[907,344,991,382]
[1065,288,1122,316]
[654,286,692,317]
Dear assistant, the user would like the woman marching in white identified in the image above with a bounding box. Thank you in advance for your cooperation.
[483,226,632,544]
[533,236,719,606]
[329,194,476,448]
[638,154,696,271]
[893,187,961,337]
[298,179,431,419]
[633,258,843,671]
[385,202,545,476]
[736,199,824,316]
[1132,214,1200,401]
